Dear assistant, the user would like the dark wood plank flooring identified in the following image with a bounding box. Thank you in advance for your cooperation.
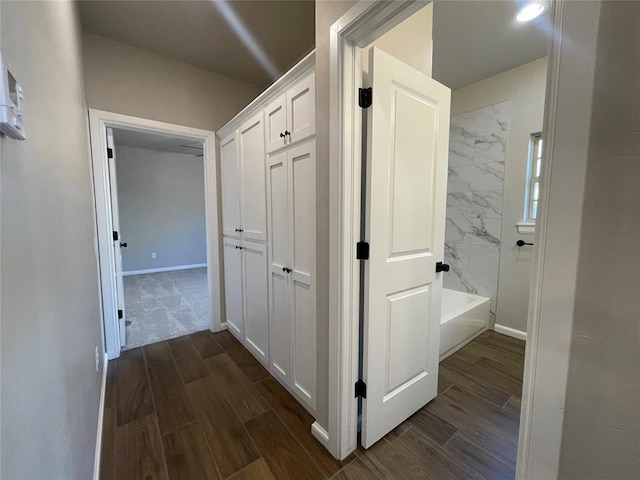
[100,330,524,480]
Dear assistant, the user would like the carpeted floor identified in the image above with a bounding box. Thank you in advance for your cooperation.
[123,267,210,349]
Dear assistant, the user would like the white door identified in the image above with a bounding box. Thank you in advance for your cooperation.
[242,240,269,367]
[239,112,267,242]
[223,236,244,340]
[267,150,291,382]
[288,140,316,410]
[106,128,127,347]
[361,48,451,447]
[220,133,241,237]
[265,93,288,153]
[286,73,316,146]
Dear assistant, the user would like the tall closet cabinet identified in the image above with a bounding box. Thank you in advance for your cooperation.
[218,53,317,413]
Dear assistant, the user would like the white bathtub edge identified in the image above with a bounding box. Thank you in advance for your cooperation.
[494,324,527,341]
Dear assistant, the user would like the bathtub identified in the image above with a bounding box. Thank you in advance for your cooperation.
[439,288,490,360]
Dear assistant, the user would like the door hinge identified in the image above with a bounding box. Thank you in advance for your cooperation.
[356,241,370,260]
[107,148,114,159]
[359,87,372,108]
[117,309,123,320]
[113,231,119,241]
[355,379,367,398]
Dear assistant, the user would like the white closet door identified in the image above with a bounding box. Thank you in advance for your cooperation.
[239,112,267,242]
[267,151,291,382]
[287,73,316,146]
[223,236,244,340]
[361,48,450,448]
[265,94,288,153]
[242,240,270,367]
[220,133,241,237]
[288,140,316,410]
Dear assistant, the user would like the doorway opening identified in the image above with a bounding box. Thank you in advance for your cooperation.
[89,110,222,359]
[110,128,209,349]
[328,0,553,473]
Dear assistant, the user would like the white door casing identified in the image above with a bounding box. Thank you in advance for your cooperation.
[223,236,244,340]
[288,140,317,410]
[239,112,267,242]
[361,48,450,447]
[287,73,316,146]
[242,240,270,367]
[220,132,241,237]
[267,150,291,383]
[106,128,126,346]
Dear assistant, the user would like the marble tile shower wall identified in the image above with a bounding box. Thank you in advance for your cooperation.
[444,101,509,313]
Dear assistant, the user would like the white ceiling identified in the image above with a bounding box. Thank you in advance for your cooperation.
[77,0,315,87]
[113,128,203,156]
[78,1,549,92]
[432,0,550,89]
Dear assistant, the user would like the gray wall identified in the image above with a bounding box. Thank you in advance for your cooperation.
[82,33,263,132]
[115,146,207,272]
[559,2,640,477]
[0,1,103,478]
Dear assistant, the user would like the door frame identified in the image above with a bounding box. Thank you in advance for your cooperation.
[327,1,596,476]
[88,109,223,359]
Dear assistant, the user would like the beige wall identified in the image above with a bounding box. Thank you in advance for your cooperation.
[0,2,103,478]
[558,2,640,477]
[82,33,263,131]
[362,4,433,76]
[315,0,358,429]
[451,58,547,333]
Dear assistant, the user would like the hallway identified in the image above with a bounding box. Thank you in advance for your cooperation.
[100,330,524,479]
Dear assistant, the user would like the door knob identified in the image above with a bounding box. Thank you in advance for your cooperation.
[120,242,127,248]
[435,262,450,273]
[516,240,534,247]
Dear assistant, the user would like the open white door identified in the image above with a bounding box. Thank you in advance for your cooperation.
[361,48,450,447]
[106,128,126,347]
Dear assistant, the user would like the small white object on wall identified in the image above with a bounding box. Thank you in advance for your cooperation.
[0,53,26,140]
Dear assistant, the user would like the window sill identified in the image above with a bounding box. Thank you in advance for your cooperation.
[517,222,536,234]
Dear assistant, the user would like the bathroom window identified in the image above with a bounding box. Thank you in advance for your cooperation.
[525,132,543,223]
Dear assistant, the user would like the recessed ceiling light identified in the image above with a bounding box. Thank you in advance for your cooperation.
[516,2,547,22]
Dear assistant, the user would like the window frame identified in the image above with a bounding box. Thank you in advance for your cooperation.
[524,132,544,224]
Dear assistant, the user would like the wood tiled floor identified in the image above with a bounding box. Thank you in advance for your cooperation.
[100,330,525,480]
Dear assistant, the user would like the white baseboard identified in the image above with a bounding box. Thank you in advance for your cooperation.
[93,353,109,480]
[494,324,527,341]
[311,422,330,449]
[123,263,207,276]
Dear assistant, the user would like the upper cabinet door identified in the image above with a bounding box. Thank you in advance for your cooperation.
[287,73,316,146]
[265,94,288,154]
[239,112,267,243]
[220,132,241,237]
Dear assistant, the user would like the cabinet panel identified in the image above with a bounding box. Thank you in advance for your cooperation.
[292,278,316,410]
[242,240,269,367]
[223,237,243,340]
[267,152,289,267]
[289,141,316,277]
[269,270,290,382]
[239,112,267,242]
[265,94,287,153]
[287,73,315,146]
[220,134,240,237]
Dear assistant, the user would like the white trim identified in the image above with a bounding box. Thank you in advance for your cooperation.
[311,422,331,450]
[93,353,109,480]
[494,324,527,341]
[516,222,536,234]
[123,263,207,276]
[217,51,315,139]
[328,0,430,460]
[89,109,223,360]
[516,2,600,479]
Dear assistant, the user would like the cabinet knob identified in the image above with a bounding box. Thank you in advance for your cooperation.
[280,132,286,139]
[284,130,291,137]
